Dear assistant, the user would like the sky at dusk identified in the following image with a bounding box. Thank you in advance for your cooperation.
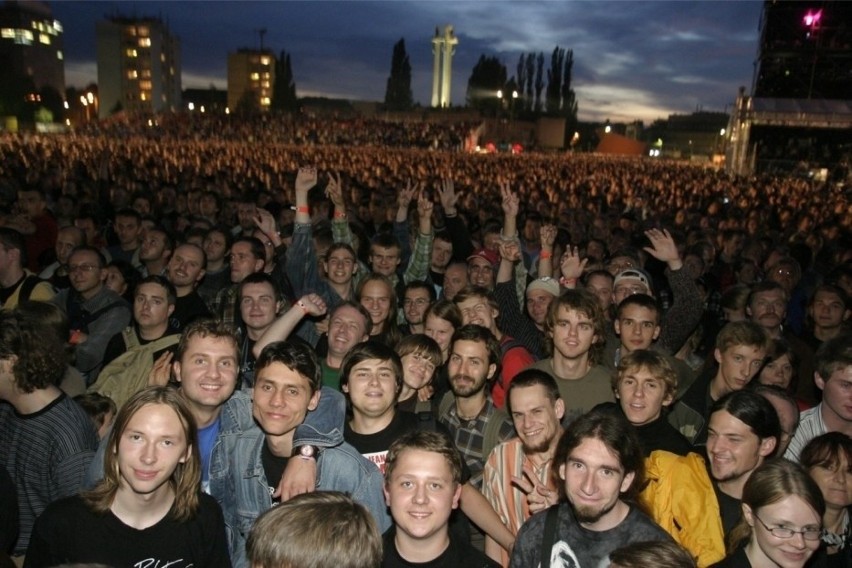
[50,1,765,123]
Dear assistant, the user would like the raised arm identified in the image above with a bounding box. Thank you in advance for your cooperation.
[537,224,557,279]
[252,294,327,358]
[402,189,434,284]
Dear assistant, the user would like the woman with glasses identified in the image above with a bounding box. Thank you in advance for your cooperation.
[711,458,824,567]
[800,432,852,568]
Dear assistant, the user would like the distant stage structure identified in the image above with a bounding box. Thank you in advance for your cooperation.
[431,25,458,108]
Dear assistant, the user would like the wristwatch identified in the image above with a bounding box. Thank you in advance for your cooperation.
[292,444,320,460]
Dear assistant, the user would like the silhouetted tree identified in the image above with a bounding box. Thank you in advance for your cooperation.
[271,50,298,112]
[546,47,565,114]
[525,53,535,112]
[516,54,527,112]
[562,49,578,125]
[534,53,545,112]
[384,38,413,111]
[466,55,507,112]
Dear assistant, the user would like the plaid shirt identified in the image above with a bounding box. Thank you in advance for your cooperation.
[439,395,515,489]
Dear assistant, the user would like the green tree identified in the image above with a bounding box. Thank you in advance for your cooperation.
[384,38,413,111]
[466,55,507,113]
[271,50,298,112]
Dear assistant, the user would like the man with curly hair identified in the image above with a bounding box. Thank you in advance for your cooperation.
[0,311,98,560]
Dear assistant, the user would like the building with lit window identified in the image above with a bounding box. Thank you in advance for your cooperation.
[227,49,275,112]
[96,16,181,118]
[0,0,64,97]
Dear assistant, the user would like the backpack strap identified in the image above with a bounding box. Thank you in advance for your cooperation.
[121,327,140,350]
[18,274,41,304]
[539,504,560,567]
[482,408,509,459]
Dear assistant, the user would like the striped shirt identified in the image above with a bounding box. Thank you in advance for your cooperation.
[483,438,555,567]
[0,392,98,555]
[784,403,827,462]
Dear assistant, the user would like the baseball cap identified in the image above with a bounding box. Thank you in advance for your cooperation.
[526,277,560,297]
[613,268,652,293]
[467,248,500,268]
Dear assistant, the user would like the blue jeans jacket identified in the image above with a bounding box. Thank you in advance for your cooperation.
[209,390,390,568]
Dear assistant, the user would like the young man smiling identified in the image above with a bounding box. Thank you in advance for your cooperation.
[668,320,769,447]
[382,430,499,568]
[510,409,672,567]
[209,340,390,568]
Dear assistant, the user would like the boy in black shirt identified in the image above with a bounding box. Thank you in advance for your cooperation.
[382,430,499,568]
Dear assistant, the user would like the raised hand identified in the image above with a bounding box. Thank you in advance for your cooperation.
[499,180,519,218]
[438,178,458,215]
[295,166,318,196]
[643,228,682,269]
[560,245,588,280]
[398,179,420,211]
[511,465,558,514]
[147,351,173,387]
[297,294,327,318]
[325,171,345,209]
[253,207,277,238]
[540,224,557,250]
[498,239,521,264]
[416,189,433,220]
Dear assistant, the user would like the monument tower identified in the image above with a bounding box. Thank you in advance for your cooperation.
[431,25,458,108]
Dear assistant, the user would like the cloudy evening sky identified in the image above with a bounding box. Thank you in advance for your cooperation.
[51,0,765,123]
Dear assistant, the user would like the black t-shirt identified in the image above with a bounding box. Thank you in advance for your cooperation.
[261,441,288,504]
[345,411,470,482]
[381,526,499,568]
[171,291,213,331]
[714,482,743,536]
[25,493,230,568]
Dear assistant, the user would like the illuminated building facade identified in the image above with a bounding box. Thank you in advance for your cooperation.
[96,16,181,118]
[227,49,276,112]
[0,0,64,96]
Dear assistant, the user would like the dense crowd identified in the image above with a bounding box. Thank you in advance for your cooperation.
[0,113,850,568]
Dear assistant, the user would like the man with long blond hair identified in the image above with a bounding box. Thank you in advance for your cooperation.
[25,386,230,567]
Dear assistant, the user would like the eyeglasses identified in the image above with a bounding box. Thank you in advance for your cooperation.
[68,264,98,273]
[753,513,821,541]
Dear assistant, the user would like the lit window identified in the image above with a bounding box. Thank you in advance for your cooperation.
[138,26,149,37]
[140,81,152,90]
[139,37,151,47]
[140,92,147,101]
[262,72,270,80]
[56,50,63,60]
[1,28,14,39]
[127,70,138,79]
[53,20,62,33]
[260,56,270,65]
[261,81,270,88]
[250,72,260,81]
[39,33,50,45]
[126,48,137,58]
[260,97,271,106]
[127,26,136,36]
[141,69,151,78]
[160,53,166,62]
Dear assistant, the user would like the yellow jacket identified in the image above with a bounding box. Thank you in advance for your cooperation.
[639,450,726,567]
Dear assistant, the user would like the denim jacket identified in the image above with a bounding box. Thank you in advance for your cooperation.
[209,390,391,568]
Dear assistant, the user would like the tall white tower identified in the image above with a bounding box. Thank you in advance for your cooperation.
[431,25,458,108]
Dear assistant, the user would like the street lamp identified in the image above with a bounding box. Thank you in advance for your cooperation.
[80,95,90,122]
